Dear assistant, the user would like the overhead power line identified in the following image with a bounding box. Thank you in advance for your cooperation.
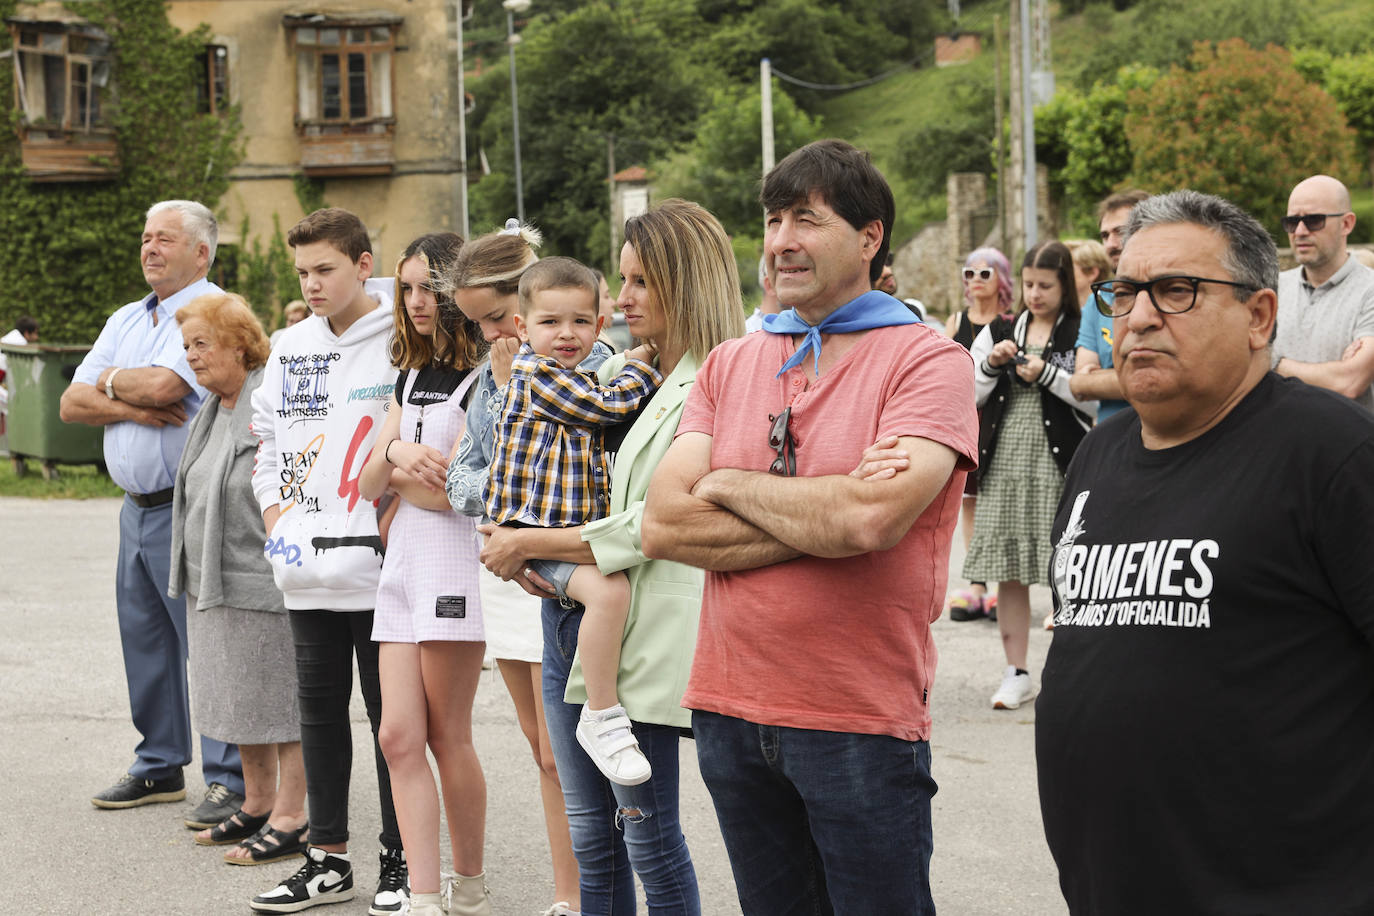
[769,6,997,93]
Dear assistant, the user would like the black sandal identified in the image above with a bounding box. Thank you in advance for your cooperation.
[193,807,271,846]
[224,823,309,866]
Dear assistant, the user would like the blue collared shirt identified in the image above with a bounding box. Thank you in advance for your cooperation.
[73,278,216,494]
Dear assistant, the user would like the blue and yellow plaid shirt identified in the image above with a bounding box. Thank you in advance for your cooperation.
[485,344,662,528]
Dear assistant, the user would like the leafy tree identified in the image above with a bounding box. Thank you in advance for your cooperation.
[652,82,822,240]
[1036,65,1158,229]
[1293,7,1374,57]
[467,1,717,269]
[894,70,997,200]
[1323,54,1374,183]
[0,0,242,342]
[1124,40,1357,226]
[1072,0,1306,91]
[694,0,914,100]
[234,216,300,331]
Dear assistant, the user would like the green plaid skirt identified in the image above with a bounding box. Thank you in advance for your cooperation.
[962,380,1064,586]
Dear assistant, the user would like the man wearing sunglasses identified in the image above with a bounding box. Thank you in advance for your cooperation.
[1272,174,1374,409]
[642,140,978,914]
[1037,190,1374,914]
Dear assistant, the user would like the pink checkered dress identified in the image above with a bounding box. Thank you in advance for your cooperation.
[373,369,484,643]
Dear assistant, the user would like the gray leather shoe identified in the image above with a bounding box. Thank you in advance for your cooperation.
[184,781,245,829]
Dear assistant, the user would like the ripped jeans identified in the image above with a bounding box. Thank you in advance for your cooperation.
[541,598,701,915]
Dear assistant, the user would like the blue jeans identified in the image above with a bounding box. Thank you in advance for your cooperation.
[118,498,242,793]
[541,598,700,915]
[693,710,936,916]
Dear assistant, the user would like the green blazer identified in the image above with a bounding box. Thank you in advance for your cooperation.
[568,351,705,728]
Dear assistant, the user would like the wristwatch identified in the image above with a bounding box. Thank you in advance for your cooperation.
[105,368,121,400]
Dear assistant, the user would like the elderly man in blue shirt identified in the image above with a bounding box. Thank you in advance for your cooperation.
[60,200,244,829]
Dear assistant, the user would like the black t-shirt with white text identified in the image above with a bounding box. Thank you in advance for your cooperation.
[1037,373,1374,915]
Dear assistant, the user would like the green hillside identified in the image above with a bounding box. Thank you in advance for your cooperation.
[815,58,996,246]
[813,0,1374,248]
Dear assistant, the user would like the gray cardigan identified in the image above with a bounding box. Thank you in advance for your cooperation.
[168,367,285,612]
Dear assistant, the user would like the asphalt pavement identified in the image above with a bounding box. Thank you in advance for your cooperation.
[0,496,1066,915]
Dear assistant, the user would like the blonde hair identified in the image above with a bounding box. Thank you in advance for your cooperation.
[1065,238,1113,281]
[445,221,542,297]
[390,233,483,371]
[623,199,744,360]
[175,293,271,370]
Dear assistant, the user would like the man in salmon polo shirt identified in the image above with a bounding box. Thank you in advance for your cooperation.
[643,138,978,915]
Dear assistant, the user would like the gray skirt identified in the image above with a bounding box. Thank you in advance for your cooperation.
[187,594,300,745]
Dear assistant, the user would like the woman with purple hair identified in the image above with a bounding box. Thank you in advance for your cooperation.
[944,246,1013,622]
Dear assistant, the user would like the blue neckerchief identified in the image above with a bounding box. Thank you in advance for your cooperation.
[762,289,918,377]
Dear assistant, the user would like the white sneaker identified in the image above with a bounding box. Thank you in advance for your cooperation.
[575,704,652,786]
[250,847,354,912]
[991,666,1036,710]
[542,903,576,916]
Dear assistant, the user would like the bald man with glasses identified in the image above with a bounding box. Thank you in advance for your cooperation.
[1272,174,1374,408]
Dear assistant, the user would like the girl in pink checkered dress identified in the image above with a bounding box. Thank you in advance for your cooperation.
[358,233,492,916]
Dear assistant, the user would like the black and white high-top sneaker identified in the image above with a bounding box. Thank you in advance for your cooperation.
[251,846,354,913]
[369,846,409,915]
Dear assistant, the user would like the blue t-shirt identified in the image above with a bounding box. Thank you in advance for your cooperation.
[1075,300,1127,421]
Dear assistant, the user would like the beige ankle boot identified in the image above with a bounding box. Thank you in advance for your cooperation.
[442,872,492,916]
[407,891,445,916]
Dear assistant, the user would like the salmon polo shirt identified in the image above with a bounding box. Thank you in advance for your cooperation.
[678,322,977,741]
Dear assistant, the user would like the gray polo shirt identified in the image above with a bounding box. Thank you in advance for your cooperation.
[1275,254,1374,410]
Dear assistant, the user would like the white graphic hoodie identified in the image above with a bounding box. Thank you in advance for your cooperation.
[250,279,396,610]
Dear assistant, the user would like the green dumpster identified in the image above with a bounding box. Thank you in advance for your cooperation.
[1,343,105,474]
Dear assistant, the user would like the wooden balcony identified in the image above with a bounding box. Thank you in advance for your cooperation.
[18,129,119,182]
[298,121,395,177]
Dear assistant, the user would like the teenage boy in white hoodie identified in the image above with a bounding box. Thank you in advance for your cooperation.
[249,208,408,915]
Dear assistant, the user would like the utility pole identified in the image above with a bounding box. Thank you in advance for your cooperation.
[1019,0,1036,250]
[607,133,617,270]
[760,57,775,175]
[994,12,1006,257]
[454,0,471,237]
[1008,0,1024,258]
[503,0,531,223]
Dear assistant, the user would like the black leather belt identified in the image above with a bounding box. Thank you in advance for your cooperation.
[127,487,175,508]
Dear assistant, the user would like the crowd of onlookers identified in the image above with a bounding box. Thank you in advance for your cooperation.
[55,138,1374,916]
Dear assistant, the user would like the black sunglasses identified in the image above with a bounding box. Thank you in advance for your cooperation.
[768,407,796,476]
[963,268,993,281]
[1281,212,1346,233]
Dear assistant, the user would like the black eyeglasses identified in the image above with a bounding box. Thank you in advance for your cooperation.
[963,268,993,281]
[1090,276,1258,318]
[768,407,796,476]
[1281,212,1347,233]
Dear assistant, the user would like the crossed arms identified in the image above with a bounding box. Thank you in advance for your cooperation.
[60,366,192,428]
[1275,336,1374,401]
[641,430,959,572]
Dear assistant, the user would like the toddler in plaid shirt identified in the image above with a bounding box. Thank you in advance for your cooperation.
[484,257,662,785]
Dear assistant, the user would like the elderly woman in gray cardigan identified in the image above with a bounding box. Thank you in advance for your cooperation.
[169,293,307,866]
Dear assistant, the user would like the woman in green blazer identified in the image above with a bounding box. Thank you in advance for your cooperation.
[478,199,743,914]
